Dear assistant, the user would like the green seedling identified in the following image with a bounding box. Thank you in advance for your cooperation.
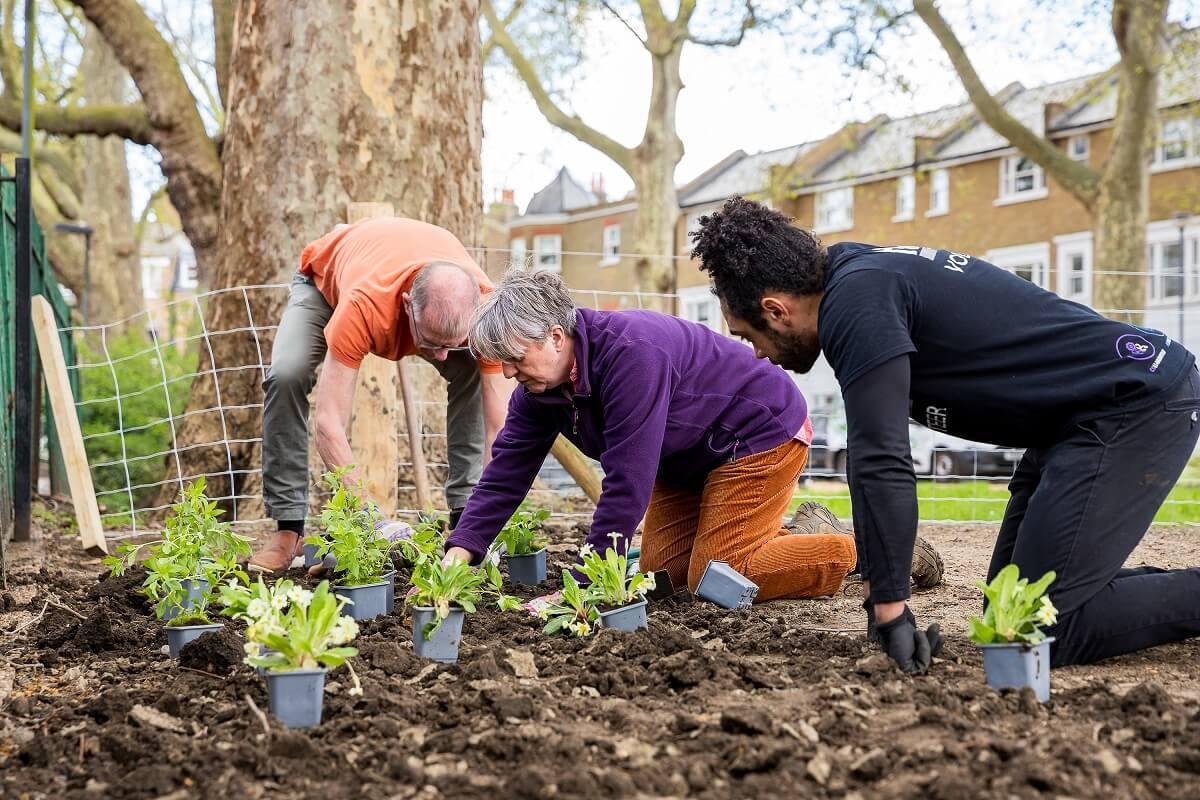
[308,467,391,587]
[575,534,655,609]
[968,564,1058,645]
[497,506,550,557]
[540,572,599,638]
[406,552,521,640]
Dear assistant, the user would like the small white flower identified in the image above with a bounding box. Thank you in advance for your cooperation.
[270,593,288,611]
[243,641,259,656]
[578,543,594,559]
[330,616,359,645]
[287,586,313,607]
[246,598,270,620]
[1035,596,1057,627]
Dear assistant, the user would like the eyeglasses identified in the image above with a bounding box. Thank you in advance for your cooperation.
[407,301,472,353]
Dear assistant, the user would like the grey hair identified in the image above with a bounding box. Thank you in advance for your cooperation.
[410,261,480,339]
[470,269,577,362]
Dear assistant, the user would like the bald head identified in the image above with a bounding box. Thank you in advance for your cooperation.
[410,262,481,342]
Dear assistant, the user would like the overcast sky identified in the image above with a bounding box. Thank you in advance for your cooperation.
[482,0,1197,211]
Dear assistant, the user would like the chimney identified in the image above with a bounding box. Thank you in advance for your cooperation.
[591,173,607,203]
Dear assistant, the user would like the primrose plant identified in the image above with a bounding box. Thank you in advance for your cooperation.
[406,554,522,639]
[968,565,1058,645]
[543,534,656,637]
[309,467,391,586]
[103,477,251,621]
[539,573,599,638]
[576,535,655,609]
[497,506,550,556]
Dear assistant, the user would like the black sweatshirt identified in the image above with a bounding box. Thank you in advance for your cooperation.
[819,243,1195,603]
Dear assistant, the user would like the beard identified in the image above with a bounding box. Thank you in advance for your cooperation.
[767,328,821,373]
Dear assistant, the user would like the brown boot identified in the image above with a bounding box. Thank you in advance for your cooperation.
[248,531,302,574]
[785,501,853,536]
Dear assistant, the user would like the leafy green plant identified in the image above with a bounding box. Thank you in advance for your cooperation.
[575,535,655,610]
[308,467,391,586]
[76,329,198,518]
[539,572,598,638]
[497,506,550,557]
[103,477,251,620]
[234,579,362,692]
[395,513,446,566]
[968,565,1058,645]
[406,554,521,639]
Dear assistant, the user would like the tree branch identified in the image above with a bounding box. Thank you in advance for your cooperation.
[213,0,232,110]
[0,96,152,143]
[687,0,756,48]
[913,0,1099,207]
[597,0,646,46]
[482,0,527,62]
[482,0,634,174]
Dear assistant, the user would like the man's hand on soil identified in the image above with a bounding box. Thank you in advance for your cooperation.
[875,605,943,674]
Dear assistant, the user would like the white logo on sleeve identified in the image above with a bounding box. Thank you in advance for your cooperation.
[871,245,970,273]
[925,406,949,431]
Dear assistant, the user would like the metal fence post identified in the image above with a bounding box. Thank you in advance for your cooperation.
[12,157,31,541]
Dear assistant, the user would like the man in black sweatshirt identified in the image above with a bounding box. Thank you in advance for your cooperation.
[692,197,1200,673]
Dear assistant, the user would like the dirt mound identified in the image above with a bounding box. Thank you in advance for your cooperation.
[178,627,245,675]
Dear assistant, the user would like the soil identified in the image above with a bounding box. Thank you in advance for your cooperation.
[3,522,1200,799]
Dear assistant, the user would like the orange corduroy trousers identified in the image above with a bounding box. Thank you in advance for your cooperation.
[640,439,857,602]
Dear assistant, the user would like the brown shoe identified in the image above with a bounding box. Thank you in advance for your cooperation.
[248,531,302,574]
[785,501,853,536]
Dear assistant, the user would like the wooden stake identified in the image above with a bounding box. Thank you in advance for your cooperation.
[550,436,601,504]
[397,360,432,510]
[30,295,107,555]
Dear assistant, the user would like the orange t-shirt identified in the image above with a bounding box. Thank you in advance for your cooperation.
[299,217,501,374]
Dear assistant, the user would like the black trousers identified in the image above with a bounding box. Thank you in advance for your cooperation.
[991,367,1200,667]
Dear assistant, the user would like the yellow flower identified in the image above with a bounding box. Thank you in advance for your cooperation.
[1035,596,1058,627]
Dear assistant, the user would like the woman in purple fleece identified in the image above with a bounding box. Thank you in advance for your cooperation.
[443,270,855,601]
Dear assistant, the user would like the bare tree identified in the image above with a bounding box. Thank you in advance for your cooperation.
[483,0,764,296]
[913,0,1171,319]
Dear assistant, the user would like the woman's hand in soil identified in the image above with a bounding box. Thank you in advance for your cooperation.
[875,606,944,674]
[443,547,473,568]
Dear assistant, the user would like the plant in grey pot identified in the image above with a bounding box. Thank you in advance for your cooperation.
[103,477,251,622]
[539,572,599,637]
[405,553,521,663]
[968,565,1058,703]
[308,468,393,621]
[576,535,655,632]
[497,506,550,586]
[242,580,362,729]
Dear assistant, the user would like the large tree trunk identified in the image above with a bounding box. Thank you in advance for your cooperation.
[166,0,483,516]
[1090,0,1168,324]
[79,23,141,325]
[630,41,684,305]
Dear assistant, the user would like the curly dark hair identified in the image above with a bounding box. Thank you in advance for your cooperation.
[690,196,827,329]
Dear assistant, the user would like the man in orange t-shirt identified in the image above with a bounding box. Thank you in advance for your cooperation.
[249,217,514,573]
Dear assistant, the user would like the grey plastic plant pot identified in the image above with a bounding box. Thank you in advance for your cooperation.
[411,606,465,662]
[161,577,210,622]
[165,622,224,658]
[303,542,322,568]
[382,570,397,614]
[265,668,327,728]
[695,560,758,609]
[333,580,389,621]
[506,549,547,586]
[597,598,648,632]
[978,637,1055,703]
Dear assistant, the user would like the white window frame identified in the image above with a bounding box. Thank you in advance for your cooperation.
[509,237,527,268]
[1146,220,1200,305]
[1054,232,1093,307]
[814,186,854,234]
[996,155,1047,205]
[532,234,562,272]
[926,169,950,217]
[677,285,722,333]
[1152,115,1200,170]
[893,174,915,223]
[1067,134,1089,162]
[986,242,1051,289]
[600,224,620,266]
[175,249,199,290]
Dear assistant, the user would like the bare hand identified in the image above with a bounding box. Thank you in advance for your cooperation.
[443,546,472,567]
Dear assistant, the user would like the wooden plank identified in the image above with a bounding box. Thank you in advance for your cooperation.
[346,202,400,514]
[30,295,108,555]
[397,360,432,510]
[550,436,601,504]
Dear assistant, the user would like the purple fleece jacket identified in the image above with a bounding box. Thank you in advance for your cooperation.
[447,308,808,560]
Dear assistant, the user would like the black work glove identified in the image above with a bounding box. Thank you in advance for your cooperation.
[863,598,878,644]
[875,606,943,675]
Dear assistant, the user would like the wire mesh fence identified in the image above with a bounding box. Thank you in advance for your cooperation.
[51,246,1200,543]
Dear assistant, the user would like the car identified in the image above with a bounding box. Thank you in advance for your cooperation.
[802,405,1022,481]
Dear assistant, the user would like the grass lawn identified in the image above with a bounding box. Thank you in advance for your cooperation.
[792,457,1200,525]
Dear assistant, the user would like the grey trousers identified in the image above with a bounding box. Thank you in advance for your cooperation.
[262,273,484,520]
